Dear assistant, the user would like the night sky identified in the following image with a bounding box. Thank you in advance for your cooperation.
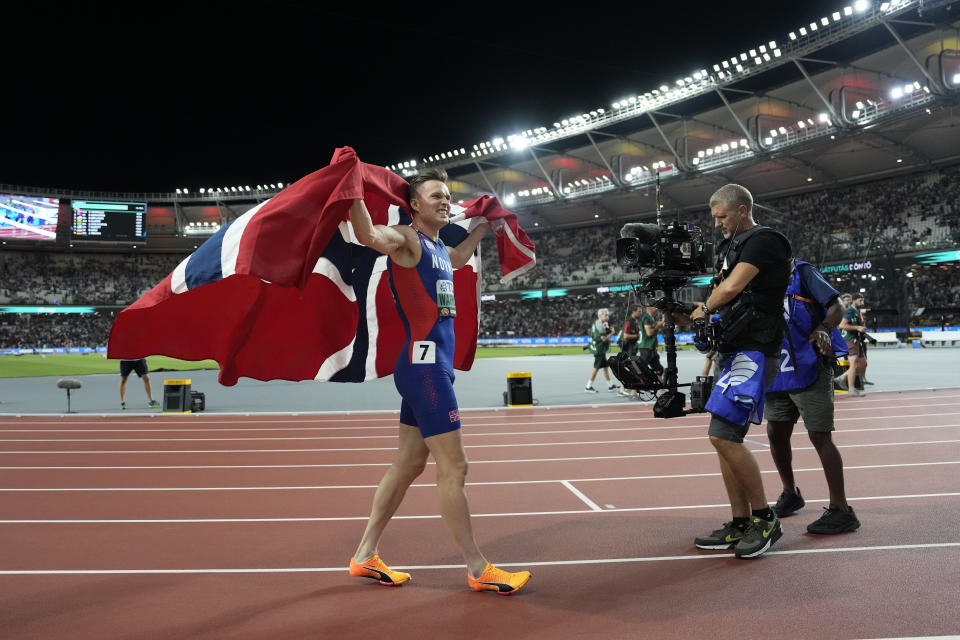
[4,0,860,192]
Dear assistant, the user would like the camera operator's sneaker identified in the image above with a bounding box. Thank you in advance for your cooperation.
[734,514,782,558]
[148,400,159,408]
[694,521,746,549]
[833,375,848,390]
[584,385,598,393]
[617,389,633,397]
[120,402,127,410]
[773,487,805,517]
[607,383,618,391]
[807,505,860,534]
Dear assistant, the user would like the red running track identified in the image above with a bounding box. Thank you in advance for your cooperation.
[1,388,959,639]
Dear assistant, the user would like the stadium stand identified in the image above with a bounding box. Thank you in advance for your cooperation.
[2,164,957,348]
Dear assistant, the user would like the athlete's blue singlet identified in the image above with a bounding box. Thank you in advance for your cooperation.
[388,229,461,437]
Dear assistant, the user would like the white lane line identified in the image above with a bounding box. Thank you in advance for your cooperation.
[3,413,959,439]
[560,481,603,511]
[2,460,958,491]
[1,400,958,430]
[1,492,957,523]
[1,542,958,574]
[0,437,960,470]
[857,636,960,640]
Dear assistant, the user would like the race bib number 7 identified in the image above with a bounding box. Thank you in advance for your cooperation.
[412,341,436,364]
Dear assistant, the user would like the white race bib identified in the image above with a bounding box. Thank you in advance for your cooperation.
[412,341,436,364]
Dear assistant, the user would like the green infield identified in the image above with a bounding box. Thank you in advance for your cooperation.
[0,354,220,378]
[1,345,693,377]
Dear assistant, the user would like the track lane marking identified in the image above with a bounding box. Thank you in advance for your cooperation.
[1,492,957,523]
[2,438,958,464]
[560,481,603,511]
[2,412,959,438]
[2,460,958,491]
[1,542,958,574]
[5,423,960,451]
[1,398,958,429]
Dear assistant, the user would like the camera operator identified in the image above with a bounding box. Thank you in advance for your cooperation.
[838,293,869,396]
[685,184,792,559]
[764,260,861,534]
[585,308,617,393]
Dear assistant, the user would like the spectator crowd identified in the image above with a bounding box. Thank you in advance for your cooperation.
[2,165,959,348]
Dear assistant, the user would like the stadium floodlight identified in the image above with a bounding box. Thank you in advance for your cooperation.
[891,87,904,99]
[764,137,773,145]
[904,83,914,94]
[740,138,748,146]
[504,194,516,206]
[810,22,818,31]
[736,64,744,72]
[807,177,814,182]
[200,188,206,194]
[176,189,182,194]
[897,158,903,163]
[770,129,778,137]
[854,0,868,11]
[730,140,738,148]
[749,48,757,57]
[692,157,700,165]
[799,27,808,35]
[789,31,797,40]
[763,53,771,61]
[713,64,721,72]
[821,17,830,26]
[818,113,830,122]
[754,57,762,65]
[851,109,861,118]
[952,73,960,85]
[739,53,748,61]
[833,11,842,20]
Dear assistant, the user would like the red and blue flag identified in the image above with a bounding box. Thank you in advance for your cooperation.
[108,147,535,385]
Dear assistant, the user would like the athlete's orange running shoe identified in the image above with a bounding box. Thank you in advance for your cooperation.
[467,563,531,595]
[349,554,411,586]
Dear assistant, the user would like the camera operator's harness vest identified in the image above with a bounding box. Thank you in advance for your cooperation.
[713,225,791,351]
[767,260,850,393]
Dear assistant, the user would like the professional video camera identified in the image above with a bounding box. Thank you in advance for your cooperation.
[608,209,715,418]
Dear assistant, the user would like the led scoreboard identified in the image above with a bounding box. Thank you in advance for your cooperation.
[72,200,146,241]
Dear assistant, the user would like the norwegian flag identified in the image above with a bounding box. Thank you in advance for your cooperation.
[107,147,535,385]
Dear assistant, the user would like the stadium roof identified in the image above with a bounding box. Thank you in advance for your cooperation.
[433,0,960,228]
[2,1,958,232]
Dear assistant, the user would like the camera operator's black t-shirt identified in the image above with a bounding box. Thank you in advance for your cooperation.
[717,228,791,355]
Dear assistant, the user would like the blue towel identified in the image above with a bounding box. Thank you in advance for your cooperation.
[705,350,767,427]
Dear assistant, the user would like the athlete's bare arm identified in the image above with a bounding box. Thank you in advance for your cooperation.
[447,223,490,269]
[349,200,420,267]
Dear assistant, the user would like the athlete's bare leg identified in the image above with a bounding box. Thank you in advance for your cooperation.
[423,428,488,578]
[353,424,429,561]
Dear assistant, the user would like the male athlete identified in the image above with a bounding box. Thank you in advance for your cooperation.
[346,168,531,595]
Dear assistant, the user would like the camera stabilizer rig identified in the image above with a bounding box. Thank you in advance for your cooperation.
[606,181,716,418]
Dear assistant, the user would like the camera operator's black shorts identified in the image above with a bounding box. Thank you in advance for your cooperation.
[707,354,779,443]
[593,352,608,369]
[120,358,148,379]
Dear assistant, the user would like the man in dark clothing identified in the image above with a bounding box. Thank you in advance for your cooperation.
[686,184,792,559]
[765,261,861,535]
